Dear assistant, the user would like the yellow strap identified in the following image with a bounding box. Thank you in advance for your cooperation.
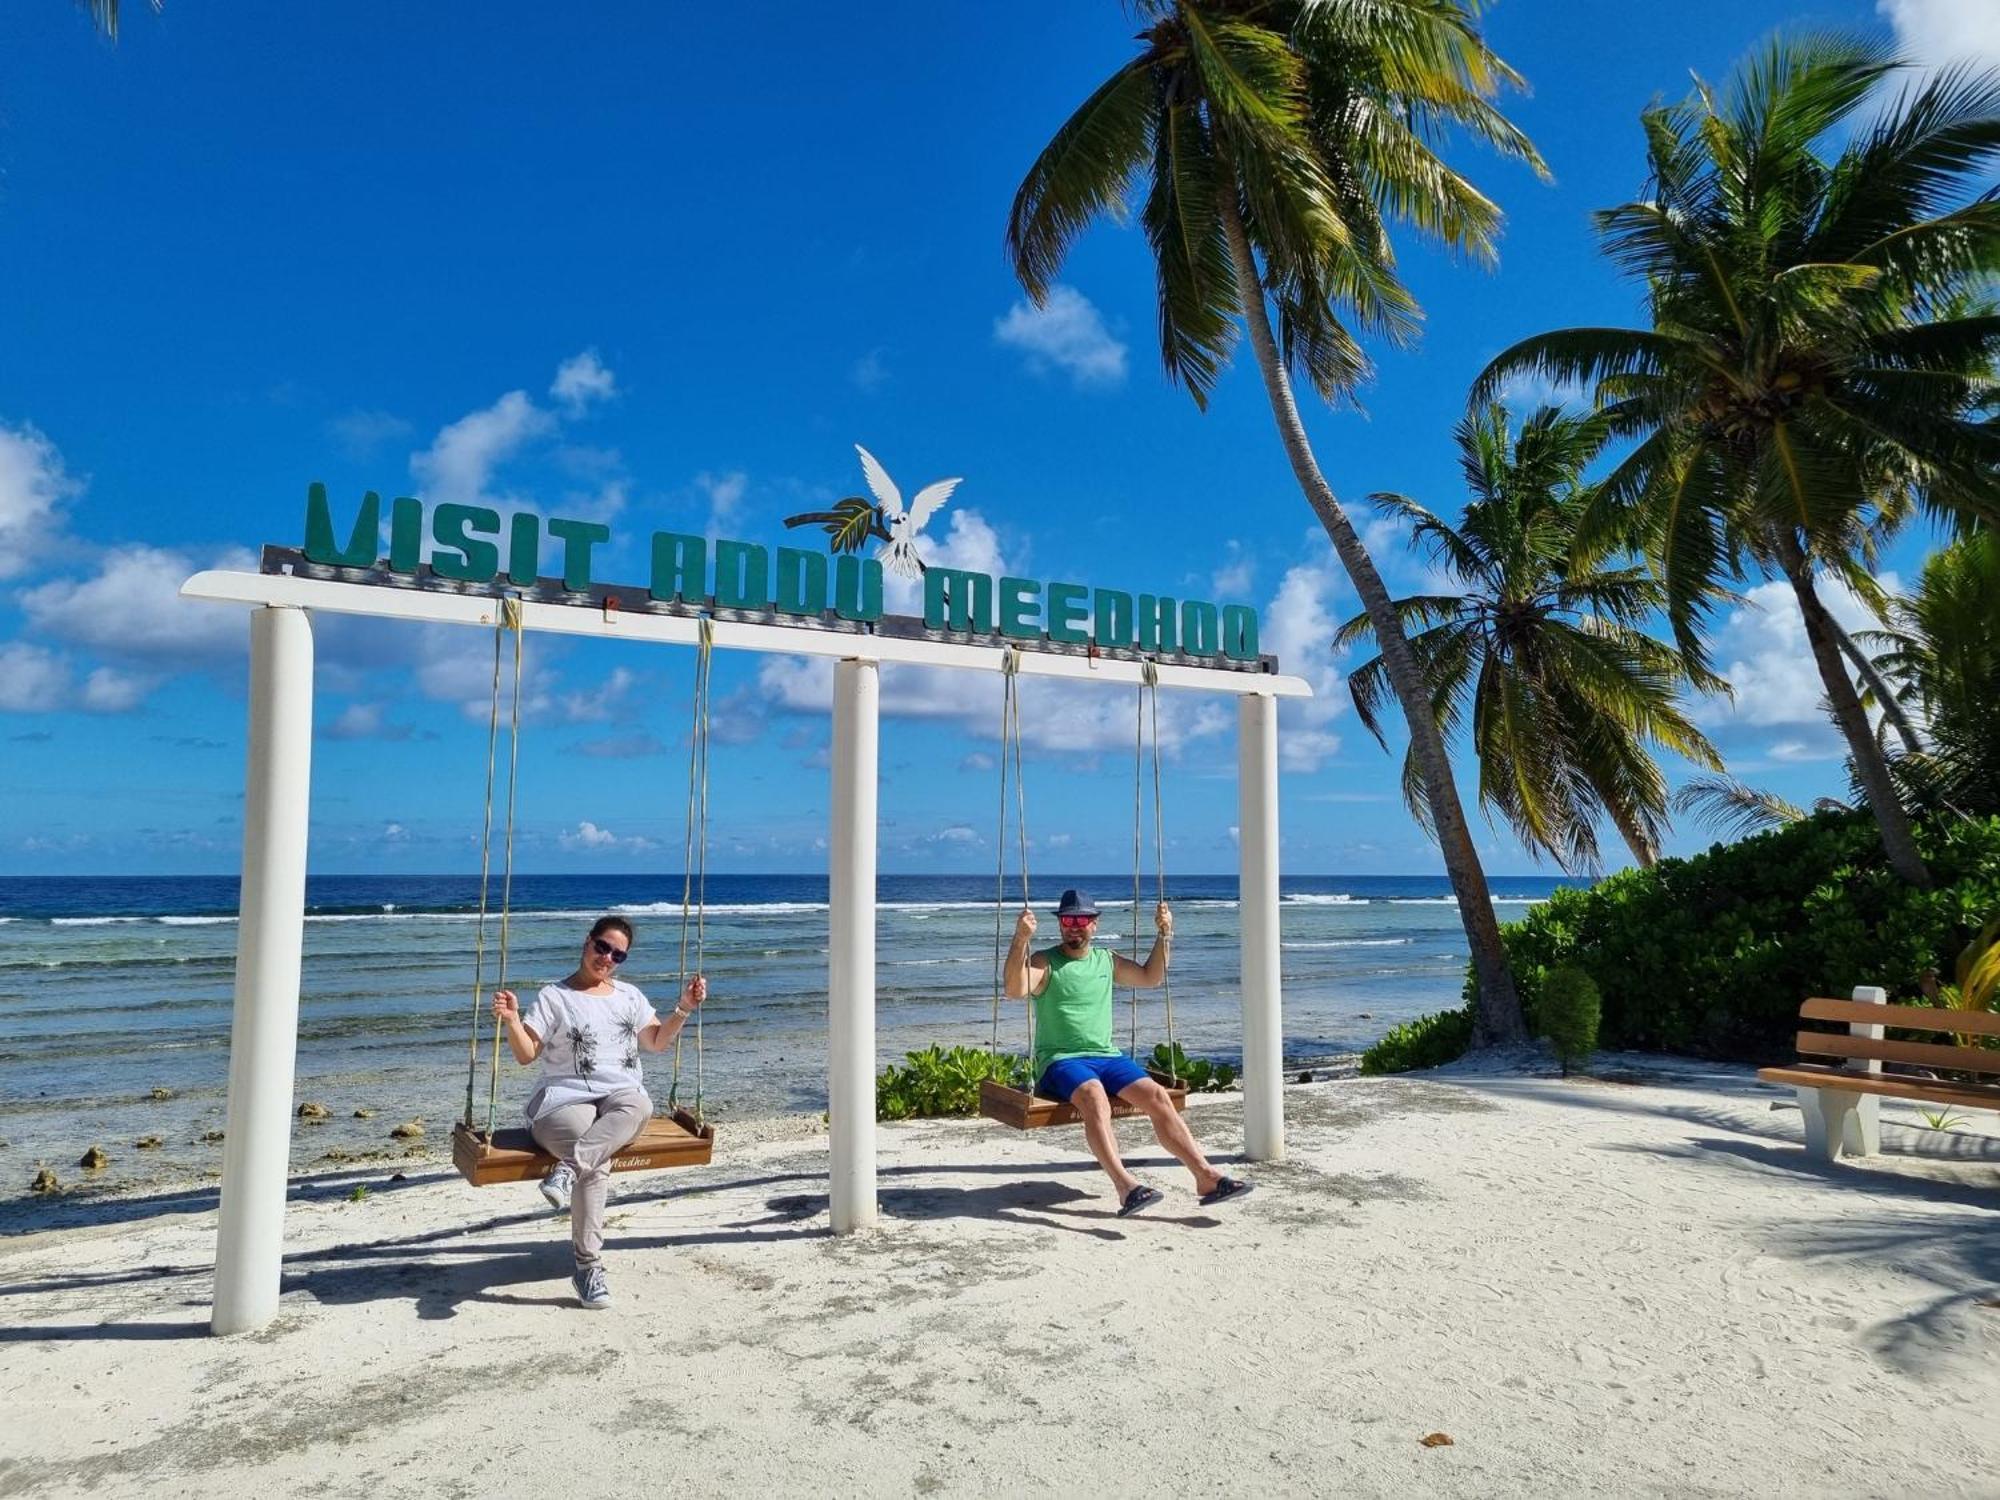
[463,609,508,1126]
[485,598,526,1136]
[672,617,714,1118]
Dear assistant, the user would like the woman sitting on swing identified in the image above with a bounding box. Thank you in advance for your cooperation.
[491,915,704,1310]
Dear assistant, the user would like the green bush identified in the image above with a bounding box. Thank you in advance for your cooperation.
[1148,1041,1237,1092]
[1473,810,2000,1062]
[1359,1005,1475,1075]
[876,1045,1028,1121]
[1539,967,1601,1075]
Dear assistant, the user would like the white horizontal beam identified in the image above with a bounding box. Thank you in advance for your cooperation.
[180,569,1314,699]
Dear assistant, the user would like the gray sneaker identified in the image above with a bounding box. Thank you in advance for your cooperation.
[572,1264,612,1311]
[540,1163,574,1213]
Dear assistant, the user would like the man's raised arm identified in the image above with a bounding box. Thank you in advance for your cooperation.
[1003,908,1039,997]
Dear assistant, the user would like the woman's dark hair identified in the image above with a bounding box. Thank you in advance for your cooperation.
[589,915,635,946]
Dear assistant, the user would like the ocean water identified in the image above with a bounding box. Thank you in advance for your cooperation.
[0,872,1575,1202]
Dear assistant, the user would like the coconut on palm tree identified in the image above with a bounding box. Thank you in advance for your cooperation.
[1473,35,2000,887]
[1006,0,1547,1044]
[1336,403,1725,872]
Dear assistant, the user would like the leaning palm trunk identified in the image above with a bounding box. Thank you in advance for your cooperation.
[1217,193,1526,1044]
[1603,799,1659,869]
[1829,622,1923,756]
[1772,533,1930,886]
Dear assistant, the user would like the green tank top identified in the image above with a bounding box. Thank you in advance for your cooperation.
[1032,945,1120,1074]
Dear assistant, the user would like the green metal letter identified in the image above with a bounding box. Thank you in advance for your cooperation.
[1093,589,1134,648]
[431,504,501,583]
[715,540,772,610]
[1045,582,1089,645]
[1180,600,1220,656]
[507,512,540,587]
[389,497,423,574]
[1135,594,1177,653]
[923,567,995,633]
[834,555,883,622]
[1221,605,1259,661]
[651,532,707,602]
[998,577,1042,640]
[303,483,378,567]
[546,517,610,592]
[774,547,829,617]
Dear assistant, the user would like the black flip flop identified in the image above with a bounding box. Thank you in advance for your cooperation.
[1199,1176,1254,1207]
[1117,1185,1163,1217]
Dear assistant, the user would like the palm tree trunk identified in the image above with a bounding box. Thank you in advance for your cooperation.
[1215,190,1526,1046]
[1772,533,1931,886]
[1605,800,1659,868]
[1828,620,1924,756]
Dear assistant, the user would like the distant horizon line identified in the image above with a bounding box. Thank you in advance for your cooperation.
[0,868,1586,883]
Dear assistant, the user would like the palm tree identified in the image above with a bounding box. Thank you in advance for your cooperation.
[77,0,158,40]
[1473,35,2000,887]
[1336,404,1724,871]
[1866,529,2000,817]
[1006,0,1547,1044]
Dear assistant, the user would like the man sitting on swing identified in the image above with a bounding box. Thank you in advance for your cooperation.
[1006,888,1252,1217]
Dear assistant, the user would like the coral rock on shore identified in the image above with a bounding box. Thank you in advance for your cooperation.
[79,1146,110,1170]
[31,1167,59,1193]
[352,1108,376,1119]
[389,1120,424,1140]
[297,1102,330,1120]
[149,1086,175,1101]
[135,1136,164,1150]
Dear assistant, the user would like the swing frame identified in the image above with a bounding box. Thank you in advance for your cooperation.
[183,554,1303,1335]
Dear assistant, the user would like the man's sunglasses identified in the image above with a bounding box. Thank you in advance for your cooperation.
[590,937,631,964]
[1057,915,1095,929]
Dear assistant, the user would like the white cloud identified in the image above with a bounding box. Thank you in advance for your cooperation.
[326,409,413,461]
[960,751,996,773]
[80,667,152,713]
[409,390,556,507]
[697,470,748,539]
[1044,832,1074,848]
[0,642,154,714]
[1879,0,2000,72]
[19,544,260,665]
[994,286,1128,388]
[559,665,636,724]
[1263,535,1348,772]
[1695,574,1898,751]
[550,350,618,415]
[1212,541,1253,600]
[0,643,71,710]
[851,349,889,392]
[932,824,980,845]
[560,820,620,850]
[381,822,409,843]
[321,702,423,741]
[0,421,80,581]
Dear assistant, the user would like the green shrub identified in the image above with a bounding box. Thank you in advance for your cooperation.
[1148,1042,1237,1092]
[876,1045,1028,1120]
[1539,967,1601,1075]
[1472,811,2000,1062]
[1360,1005,1475,1074]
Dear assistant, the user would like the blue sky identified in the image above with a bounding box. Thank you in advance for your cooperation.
[0,0,1991,878]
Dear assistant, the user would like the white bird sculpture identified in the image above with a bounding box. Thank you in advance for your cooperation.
[855,444,961,579]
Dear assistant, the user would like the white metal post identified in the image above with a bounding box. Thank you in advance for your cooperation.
[1238,693,1284,1161]
[211,606,314,1334]
[828,658,880,1231]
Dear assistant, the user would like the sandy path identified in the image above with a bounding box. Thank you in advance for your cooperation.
[1,1063,1995,1498]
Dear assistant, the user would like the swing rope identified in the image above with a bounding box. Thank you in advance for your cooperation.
[462,598,525,1138]
[1147,660,1176,1062]
[990,648,1031,1070]
[462,607,508,1127]
[671,616,714,1120]
[1128,659,1176,1066]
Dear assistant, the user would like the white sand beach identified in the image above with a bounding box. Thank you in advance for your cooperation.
[2,1061,1996,1498]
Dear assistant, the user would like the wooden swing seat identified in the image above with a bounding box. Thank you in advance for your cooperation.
[978,1072,1188,1131]
[450,1108,715,1186]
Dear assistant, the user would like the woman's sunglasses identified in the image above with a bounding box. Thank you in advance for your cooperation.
[589,937,630,964]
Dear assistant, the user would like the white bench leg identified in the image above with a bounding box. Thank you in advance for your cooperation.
[1843,1095,1880,1158]
[1795,1087,1865,1161]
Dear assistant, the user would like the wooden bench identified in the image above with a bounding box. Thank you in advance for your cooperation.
[1758,986,2000,1160]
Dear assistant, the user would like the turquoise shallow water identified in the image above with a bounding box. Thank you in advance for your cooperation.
[0,872,1572,1206]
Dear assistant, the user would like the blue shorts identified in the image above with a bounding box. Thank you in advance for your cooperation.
[1037,1054,1148,1103]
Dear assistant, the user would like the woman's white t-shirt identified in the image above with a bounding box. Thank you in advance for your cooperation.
[520,979,658,1123]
